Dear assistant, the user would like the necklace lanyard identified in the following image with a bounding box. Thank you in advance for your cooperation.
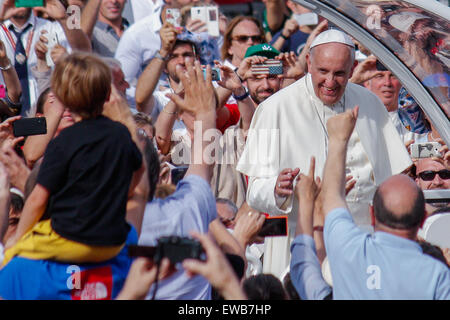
[1,23,35,59]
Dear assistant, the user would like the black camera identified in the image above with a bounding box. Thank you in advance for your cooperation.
[128,236,205,265]
[155,236,205,264]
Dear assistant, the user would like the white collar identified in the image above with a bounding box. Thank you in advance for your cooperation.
[305,73,346,111]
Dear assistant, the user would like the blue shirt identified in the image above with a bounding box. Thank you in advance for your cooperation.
[270,29,309,56]
[290,234,332,300]
[324,207,450,300]
[139,175,217,300]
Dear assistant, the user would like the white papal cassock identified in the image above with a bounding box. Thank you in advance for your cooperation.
[236,73,412,279]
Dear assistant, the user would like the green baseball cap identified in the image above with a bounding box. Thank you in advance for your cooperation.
[244,44,280,59]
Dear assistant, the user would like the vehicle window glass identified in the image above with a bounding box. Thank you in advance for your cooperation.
[320,0,449,117]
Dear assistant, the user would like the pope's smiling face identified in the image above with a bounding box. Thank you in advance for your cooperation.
[307,43,356,106]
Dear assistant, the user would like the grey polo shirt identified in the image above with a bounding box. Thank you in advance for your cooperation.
[92,18,130,58]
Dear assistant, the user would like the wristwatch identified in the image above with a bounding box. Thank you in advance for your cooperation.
[232,86,249,101]
[154,51,168,62]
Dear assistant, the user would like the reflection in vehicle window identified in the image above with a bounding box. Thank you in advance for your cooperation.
[322,0,450,117]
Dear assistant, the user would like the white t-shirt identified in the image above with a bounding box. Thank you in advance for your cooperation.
[114,12,163,110]
[152,87,185,131]
[128,0,163,23]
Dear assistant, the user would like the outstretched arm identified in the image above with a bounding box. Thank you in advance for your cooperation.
[80,0,101,40]
[135,22,179,113]
[321,106,359,218]
[167,61,217,183]
[45,0,92,52]
[215,58,260,132]
[294,157,320,237]
[265,0,288,35]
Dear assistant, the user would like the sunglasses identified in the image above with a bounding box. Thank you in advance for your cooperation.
[418,169,450,181]
[232,35,263,43]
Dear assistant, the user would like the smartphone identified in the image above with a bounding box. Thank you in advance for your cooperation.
[191,6,220,37]
[293,13,319,26]
[171,166,188,185]
[12,117,47,137]
[202,67,221,81]
[258,216,288,237]
[166,8,181,28]
[251,59,283,75]
[410,142,442,159]
[46,31,59,68]
[15,0,44,7]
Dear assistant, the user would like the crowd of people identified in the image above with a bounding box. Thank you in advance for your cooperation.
[0,0,448,300]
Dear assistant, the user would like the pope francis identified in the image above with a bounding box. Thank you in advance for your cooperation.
[236,29,412,279]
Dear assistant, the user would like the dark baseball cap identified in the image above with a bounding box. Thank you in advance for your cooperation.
[244,44,280,59]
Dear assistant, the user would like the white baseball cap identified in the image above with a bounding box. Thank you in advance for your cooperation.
[310,29,355,49]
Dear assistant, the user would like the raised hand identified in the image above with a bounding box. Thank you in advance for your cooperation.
[0,116,24,149]
[182,231,247,300]
[167,59,216,117]
[214,61,242,91]
[236,55,268,81]
[326,106,359,143]
[275,167,300,198]
[280,18,299,40]
[116,257,173,300]
[295,156,320,202]
[42,0,67,21]
[185,19,207,34]
[50,44,68,65]
[35,31,49,62]
[276,51,305,80]
[233,210,265,247]
[0,0,24,22]
[159,22,179,57]
[0,144,30,193]
[349,56,384,85]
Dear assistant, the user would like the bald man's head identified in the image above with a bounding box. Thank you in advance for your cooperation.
[373,175,425,230]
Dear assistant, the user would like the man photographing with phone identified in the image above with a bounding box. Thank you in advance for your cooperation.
[210,43,286,208]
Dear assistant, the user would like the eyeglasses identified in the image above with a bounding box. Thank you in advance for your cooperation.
[232,35,263,43]
[418,169,450,181]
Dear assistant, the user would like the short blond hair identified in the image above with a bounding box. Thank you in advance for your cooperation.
[51,52,112,119]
